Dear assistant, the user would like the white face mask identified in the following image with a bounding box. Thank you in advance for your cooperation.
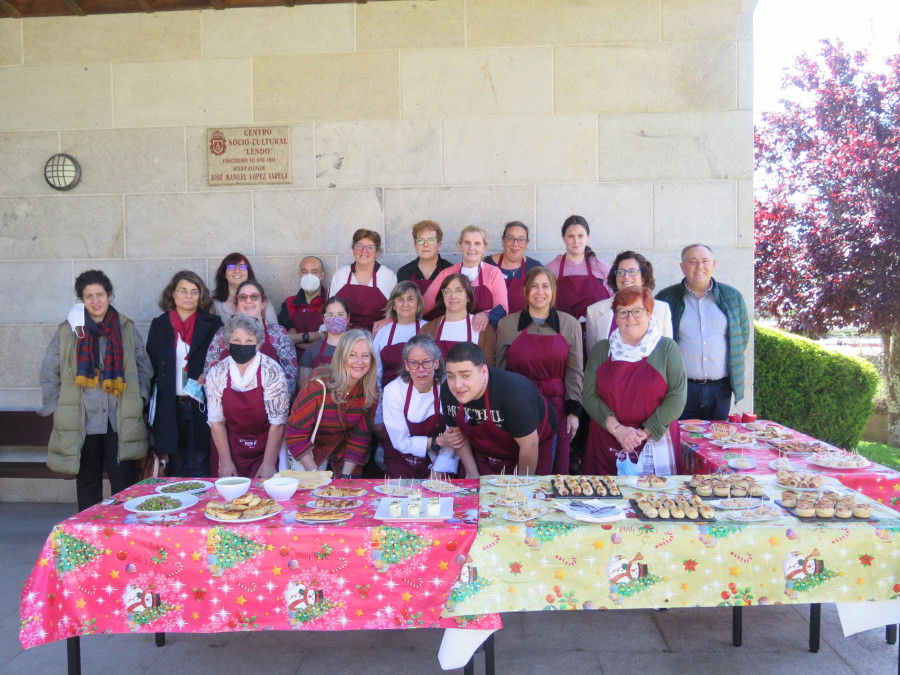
[67,303,86,338]
[300,273,321,293]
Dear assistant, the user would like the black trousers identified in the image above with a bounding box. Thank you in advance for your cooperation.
[76,424,138,511]
[167,398,211,478]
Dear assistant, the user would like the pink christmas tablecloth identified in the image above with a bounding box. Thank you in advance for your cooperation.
[681,420,900,512]
[19,478,500,650]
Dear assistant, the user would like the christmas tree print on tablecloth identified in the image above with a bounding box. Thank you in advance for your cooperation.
[370,526,432,572]
[206,527,265,577]
[525,520,579,549]
[52,530,103,576]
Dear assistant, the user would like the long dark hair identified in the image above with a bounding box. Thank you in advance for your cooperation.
[561,215,596,264]
[212,253,258,302]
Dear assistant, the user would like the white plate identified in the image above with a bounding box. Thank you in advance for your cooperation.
[806,458,872,471]
[372,484,418,497]
[313,486,368,498]
[421,480,464,494]
[774,481,828,492]
[292,511,354,525]
[709,498,764,510]
[680,423,707,433]
[486,476,538,487]
[494,495,529,507]
[709,439,763,449]
[155,480,213,495]
[724,508,782,522]
[373,497,453,520]
[502,505,549,522]
[624,476,678,492]
[769,459,800,471]
[204,507,282,524]
[295,477,332,491]
[305,499,362,510]
[124,493,197,515]
[727,458,757,470]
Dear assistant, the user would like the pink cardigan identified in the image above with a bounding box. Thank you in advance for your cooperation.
[422,262,509,315]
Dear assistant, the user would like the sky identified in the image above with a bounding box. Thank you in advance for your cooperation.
[754,0,900,115]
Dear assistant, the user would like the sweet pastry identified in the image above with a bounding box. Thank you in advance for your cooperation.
[713,482,731,497]
[649,475,668,489]
[835,504,852,519]
[795,500,815,518]
[852,503,872,519]
[206,496,280,520]
[780,491,798,508]
[815,499,835,518]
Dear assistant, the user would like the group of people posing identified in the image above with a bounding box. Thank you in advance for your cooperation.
[39,216,749,511]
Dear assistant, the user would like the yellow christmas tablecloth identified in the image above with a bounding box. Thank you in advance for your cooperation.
[441,476,900,616]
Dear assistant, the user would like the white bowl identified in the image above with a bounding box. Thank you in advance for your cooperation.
[263,477,300,502]
[215,477,251,500]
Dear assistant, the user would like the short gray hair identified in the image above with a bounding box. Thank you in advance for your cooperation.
[680,243,714,261]
[224,314,265,344]
[399,334,445,384]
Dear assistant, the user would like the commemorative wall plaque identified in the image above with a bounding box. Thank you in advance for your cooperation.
[207,126,291,186]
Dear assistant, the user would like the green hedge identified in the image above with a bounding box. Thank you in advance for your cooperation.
[754,323,879,449]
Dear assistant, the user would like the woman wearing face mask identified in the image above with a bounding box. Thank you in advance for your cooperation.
[211,252,278,324]
[329,229,398,333]
[206,315,290,479]
[585,251,673,353]
[146,271,222,477]
[545,215,612,323]
[39,269,152,510]
[421,274,496,364]
[422,225,508,330]
[278,256,328,360]
[298,297,351,387]
[483,221,543,315]
[286,330,379,478]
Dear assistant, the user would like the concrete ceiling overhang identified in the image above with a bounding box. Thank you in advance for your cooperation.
[0,0,391,19]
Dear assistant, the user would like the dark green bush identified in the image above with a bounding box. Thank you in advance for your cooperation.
[754,323,879,449]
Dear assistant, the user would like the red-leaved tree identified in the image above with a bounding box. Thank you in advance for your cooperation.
[755,39,900,446]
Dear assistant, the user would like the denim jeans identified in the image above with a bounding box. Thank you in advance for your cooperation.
[680,379,733,421]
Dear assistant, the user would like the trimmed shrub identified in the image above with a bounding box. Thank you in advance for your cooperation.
[754,323,879,449]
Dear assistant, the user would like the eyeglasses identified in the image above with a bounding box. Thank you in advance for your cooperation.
[354,244,376,253]
[615,268,641,278]
[226,264,248,272]
[323,312,348,319]
[406,358,437,371]
[615,308,647,320]
[237,293,261,302]
[441,288,467,297]
[504,236,528,245]
[415,237,438,246]
[175,288,200,297]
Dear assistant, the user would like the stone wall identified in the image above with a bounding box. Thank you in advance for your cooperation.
[0,0,757,410]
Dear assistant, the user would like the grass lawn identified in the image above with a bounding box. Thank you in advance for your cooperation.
[857,441,900,471]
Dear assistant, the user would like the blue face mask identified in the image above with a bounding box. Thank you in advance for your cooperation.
[183,378,206,411]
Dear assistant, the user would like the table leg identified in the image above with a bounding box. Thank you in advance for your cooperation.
[732,605,742,647]
[484,632,495,675]
[809,603,821,653]
[887,624,897,645]
[67,636,81,675]
[155,632,166,647]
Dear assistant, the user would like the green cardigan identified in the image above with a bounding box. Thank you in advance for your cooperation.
[582,337,687,441]
[655,279,750,403]
[47,317,149,475]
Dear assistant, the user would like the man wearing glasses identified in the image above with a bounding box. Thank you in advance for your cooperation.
[655,244,750,421]
[440,342,556,476]
[396,220,454,319]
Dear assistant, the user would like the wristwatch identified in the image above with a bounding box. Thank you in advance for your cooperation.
[302,331,309,342]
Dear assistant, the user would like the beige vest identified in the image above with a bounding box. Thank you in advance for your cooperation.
[47,316,149,475]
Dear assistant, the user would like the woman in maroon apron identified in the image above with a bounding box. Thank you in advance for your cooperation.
[374,282,425,391]
[484,221,543,315]
[422,225,508,329]
[582,287,687,476]
[207,314,290,479]
[421,274,496,364]
[298,297,350,388]
[203,280,298,393]
[330,229,397,333]
[286,330,379,478]
[382,335,457,479]
[396,220,454,323]
[496,267,584,474]
[547,215,612,322]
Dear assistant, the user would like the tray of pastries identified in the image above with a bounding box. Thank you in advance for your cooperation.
[205,494,282,522]
[685,475,767,499]
[776,489,877,522]
[551,474,622,499]
[314,485,367,498]
[631,492,715,522]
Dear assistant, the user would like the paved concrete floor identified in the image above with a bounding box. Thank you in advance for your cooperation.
[2,502,898,674]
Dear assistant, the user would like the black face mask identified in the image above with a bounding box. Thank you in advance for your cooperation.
[228,343,257,365]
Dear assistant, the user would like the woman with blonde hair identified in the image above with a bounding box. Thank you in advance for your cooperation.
[422,225,508,329]
[285,329,379,478]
